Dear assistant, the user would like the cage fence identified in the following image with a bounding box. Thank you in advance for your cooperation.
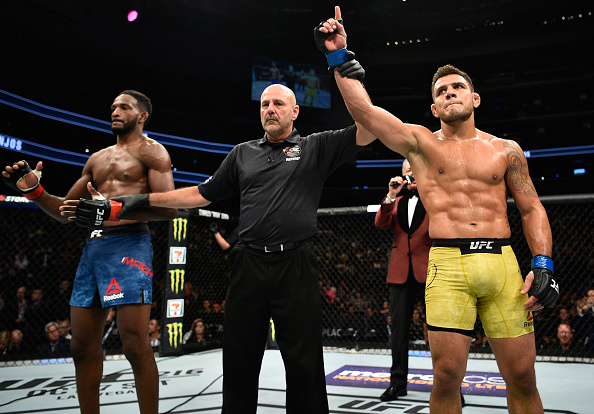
[1,194,593,366]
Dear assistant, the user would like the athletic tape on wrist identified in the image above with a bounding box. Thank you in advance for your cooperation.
[531,255,553,272]
[108,201,122,221]
[326,49,350,68]
[24,184,44,200]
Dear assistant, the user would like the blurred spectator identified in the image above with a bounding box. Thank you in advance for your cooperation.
[199,300,212,319]
[341,305,361,339]
[148,318,161,349]
[409,308,428,345]
[11,285,28,331]
[58,318,72,341]
[209,302,224,339]
[0,330,10,356]
[8,329,27,356]
[573,291,594,346]
[362,306,386,342]
[182,318,218,353]
[14,250,29,281]
[24,288,51,345]
[36,321,70,355]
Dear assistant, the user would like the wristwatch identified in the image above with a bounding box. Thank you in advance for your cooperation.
[383,195,396,204]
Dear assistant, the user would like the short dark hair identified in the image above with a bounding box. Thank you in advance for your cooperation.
[118,90,152,126]
[431,65,474,98]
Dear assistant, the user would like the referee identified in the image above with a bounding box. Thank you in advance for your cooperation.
[74,84,376,413]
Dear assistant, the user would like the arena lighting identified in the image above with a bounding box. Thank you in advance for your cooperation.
[574,168,586,176]
[0,88,234,154]
[127,10,139,22]
[0,132,210,184]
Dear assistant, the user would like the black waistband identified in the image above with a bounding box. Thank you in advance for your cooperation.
[239,238,314,253]
[87,223,150,240]
[432,238,510,255]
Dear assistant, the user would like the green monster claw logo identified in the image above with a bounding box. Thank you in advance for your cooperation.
[270,318,276,341]
[166,322,183,348]
[169,269,185,294]
[172,217,187,242]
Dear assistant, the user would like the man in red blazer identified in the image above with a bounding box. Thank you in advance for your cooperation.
[375,159,431,401]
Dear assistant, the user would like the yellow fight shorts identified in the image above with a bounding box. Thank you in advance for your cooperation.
[425,238,534,338]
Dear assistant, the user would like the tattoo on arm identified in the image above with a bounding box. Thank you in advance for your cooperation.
[504,141,537,196]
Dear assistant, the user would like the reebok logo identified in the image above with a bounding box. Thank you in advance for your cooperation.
[524,311,534,328]
[104,278,123,302]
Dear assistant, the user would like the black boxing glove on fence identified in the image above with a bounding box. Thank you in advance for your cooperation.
[3,160,44,200]
[111,193,150,219]
[75,194,123,228]
[528,255,559,309]
[209,222,219,234]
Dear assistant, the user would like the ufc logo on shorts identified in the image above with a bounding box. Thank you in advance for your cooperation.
[470,241,493,250]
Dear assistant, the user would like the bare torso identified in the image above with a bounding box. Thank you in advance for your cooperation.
[70,136,174,226]
[409,129,511,239]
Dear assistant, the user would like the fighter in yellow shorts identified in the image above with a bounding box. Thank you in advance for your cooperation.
[425,239,534,339]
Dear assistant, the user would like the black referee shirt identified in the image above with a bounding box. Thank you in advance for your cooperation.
[198,125,359,245]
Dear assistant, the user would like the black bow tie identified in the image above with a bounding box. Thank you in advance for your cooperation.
[407,189,419,198]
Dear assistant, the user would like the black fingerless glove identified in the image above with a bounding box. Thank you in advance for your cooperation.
[528,255,559,309]
[3,160,44,200]
[75,198,122,228]
[313,18,365,82]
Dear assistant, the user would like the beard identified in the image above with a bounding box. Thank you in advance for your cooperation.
[440,105,473,124]
[262,116,291,137]
[111,115,138,135]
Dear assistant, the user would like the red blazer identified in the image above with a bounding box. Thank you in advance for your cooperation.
[375,194,432,284]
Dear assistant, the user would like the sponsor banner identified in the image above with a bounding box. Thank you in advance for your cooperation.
[326,365,506,397]
[169,246,187,264]
[162,211,190,356]
[167,299,184,318]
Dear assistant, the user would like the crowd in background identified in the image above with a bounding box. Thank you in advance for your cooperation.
[1,205,593,360]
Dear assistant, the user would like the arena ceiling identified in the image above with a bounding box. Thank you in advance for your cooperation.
[1,0,592,207]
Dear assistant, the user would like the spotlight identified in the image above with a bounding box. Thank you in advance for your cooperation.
[127,10,139,22]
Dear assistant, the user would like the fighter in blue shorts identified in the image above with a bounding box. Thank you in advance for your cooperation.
[70,223,154,308]
[3,90,177,414]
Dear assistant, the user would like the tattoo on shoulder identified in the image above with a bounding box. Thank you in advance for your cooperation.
[503,141,537,196]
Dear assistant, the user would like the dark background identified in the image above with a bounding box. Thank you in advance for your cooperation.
[1,0,592,214]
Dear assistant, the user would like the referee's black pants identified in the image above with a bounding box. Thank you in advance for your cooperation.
[388,266,425,387]
[222,243,328,414]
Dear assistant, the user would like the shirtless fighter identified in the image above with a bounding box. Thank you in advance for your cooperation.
[3,90,177,414]
[314,7,559,413]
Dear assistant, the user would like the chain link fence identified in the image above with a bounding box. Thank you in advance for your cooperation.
[1,194,593,364]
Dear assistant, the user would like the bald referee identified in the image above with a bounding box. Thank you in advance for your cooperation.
[65,84,376,413]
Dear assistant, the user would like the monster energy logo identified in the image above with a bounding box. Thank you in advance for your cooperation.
[270,318,276,341]
[172,217,187,242]
[166,322,183,348]
[169,269,185,294]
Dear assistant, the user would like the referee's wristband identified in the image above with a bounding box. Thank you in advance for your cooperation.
[326,49,351,68]
[531,255,553,272]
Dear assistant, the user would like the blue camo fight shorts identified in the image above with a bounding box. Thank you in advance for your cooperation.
[70,225,153,308]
